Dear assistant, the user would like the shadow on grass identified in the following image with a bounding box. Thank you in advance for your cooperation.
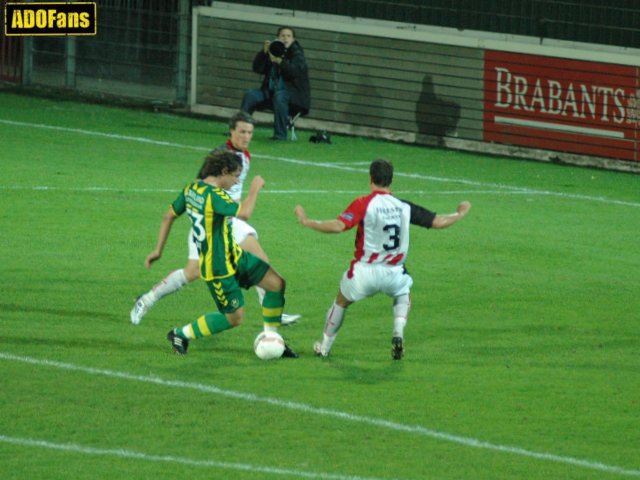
[322,358,405,385]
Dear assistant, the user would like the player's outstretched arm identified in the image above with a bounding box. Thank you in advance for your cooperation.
[144,208,178,269]
[432,201,471,229]
[400,198,436,228]
[294,205,346,233]
[237,175,265,220]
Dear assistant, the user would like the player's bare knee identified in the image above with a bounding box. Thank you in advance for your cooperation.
[336,291,352,308]
[184,261,200,282]
[262,268,285,292]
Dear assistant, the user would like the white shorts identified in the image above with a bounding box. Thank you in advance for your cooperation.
[339,262,413,302]
[187,219,258,261]
[232,218,258,245]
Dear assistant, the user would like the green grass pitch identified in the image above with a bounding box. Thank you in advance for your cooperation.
[0,91,638,480]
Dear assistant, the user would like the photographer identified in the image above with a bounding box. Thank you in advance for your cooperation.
[240,26,310,140]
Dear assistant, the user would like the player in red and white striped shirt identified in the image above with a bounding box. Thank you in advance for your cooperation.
[294,158,471,359]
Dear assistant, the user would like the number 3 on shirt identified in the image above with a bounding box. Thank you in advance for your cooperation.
[383,224,400,251]
[187,209,206,244]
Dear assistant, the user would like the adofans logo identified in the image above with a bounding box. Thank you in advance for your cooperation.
[5,2,96,36]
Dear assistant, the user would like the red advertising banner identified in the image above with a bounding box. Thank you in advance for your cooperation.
[484,50,639,162]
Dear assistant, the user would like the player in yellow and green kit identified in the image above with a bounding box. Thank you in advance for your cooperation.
[147,149,297,357]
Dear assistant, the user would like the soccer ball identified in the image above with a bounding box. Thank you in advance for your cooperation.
[253,331,285,360]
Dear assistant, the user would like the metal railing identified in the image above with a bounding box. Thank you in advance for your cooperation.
[15,0,196,104]
[220,0,640,49]
[5,1,639,105]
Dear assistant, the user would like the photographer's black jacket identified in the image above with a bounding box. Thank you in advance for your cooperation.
[252,40,311,115]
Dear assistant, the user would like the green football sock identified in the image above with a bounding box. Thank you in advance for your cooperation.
[262,290,284,327]
[176,312,233,339]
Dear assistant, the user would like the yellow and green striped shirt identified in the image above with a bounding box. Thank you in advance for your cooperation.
[172,181,242,281]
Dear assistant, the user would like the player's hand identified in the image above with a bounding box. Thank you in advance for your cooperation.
[144,250,161,269]
[293,205,307,224]
[250,175,265,193]
[457,201,471,217]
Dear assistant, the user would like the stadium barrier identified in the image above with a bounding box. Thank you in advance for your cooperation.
[5,0,187,104]
[4,1,639,172]
[191,2,640,172]
[0,3,22,84]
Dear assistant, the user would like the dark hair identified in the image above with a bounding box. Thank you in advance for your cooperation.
[370,158,393,187]
[229,111,255,130]
[277,26,295,38]
[198,150,242,179]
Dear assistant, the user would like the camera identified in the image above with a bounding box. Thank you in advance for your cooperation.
[268,40,286,58]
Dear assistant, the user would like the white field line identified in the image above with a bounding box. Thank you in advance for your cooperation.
[0,185,521,196]
[1,184,639,209]
[1,118,638,208]
[1,352,638,478]
[0,434,395,480]
[333,161,373,166]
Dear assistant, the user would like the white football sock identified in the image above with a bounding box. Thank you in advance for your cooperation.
[320,333,336,355]
[324,302,345,336]
[392,294,411,338]
[143,269,188,306]
[392,317,407,339]
[320,302,346,353]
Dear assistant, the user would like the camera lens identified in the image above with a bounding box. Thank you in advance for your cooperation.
[269,40,286,57]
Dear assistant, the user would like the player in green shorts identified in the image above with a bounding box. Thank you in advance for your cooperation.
[148,149,298,357]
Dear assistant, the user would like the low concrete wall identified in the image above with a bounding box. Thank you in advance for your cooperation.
[191,2,640,172]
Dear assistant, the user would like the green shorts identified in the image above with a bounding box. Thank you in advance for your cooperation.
[206,251,270,314]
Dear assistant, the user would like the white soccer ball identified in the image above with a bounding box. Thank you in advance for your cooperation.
[253,331,285,360]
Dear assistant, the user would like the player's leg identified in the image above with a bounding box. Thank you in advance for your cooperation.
[238,232,269,304]
[170,250,297,358]
[234,218,301,325]
[183,258,200,282]
[167,277,244,355]
[234,219,268,305]
[256,267,285,331]
[314,264,373,357]
[238,230,269,262]
[131,268,189,325]
[251,257,298,358]
[384,267,413,360]
[313,289,352,357]
[131,230,200,325]
[147,258,199,305]
[391,293,411,360]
